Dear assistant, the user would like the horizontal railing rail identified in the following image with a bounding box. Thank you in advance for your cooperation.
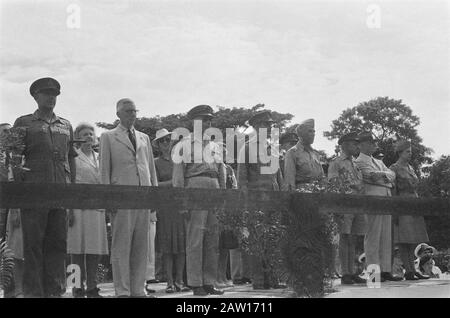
[1,182,449,216]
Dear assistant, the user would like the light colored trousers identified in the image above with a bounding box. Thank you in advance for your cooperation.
[111,210,149,297]
[185,176,220,287]
[364,215,392,272]
[146,221,156,281]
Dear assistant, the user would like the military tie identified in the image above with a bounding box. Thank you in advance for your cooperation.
[128,129,136,150]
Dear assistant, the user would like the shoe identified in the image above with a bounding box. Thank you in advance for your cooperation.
[225,280,235,287]
[86,287,103,298]
[381,272,403,281]
[252,284,268,290]
[133,294,157,298]
[145,284,156,294]
[242,277,252,284]
[351,274,367,284]
[270,283,287,289]
[341,274,354,285]
[192,286,208,296]
[404,272,419,281]
[146,279,160,284]
[174,282,191,292]
[415,272,430,280]
[232,278,246,285]
[215,281,228,289]
[165,285,175,294]
[203,285,224,295]
[72,288,85,298]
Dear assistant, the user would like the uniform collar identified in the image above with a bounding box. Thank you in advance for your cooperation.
[339,152,353,161]
[357,152,373,161]
[295,140,315,153]
[31,110,61,124]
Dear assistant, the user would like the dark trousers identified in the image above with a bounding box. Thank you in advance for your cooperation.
[21,208,67,297]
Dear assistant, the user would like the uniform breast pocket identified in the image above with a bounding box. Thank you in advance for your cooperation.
[296,158,309,171]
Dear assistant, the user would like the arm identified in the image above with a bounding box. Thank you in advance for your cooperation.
[283,149,296,191]
[380,161,396,184]
[327,160,339,181]
[147,137,158,187]
[276,166,284,191]
[237,145,248,190]
[231,169,238,189]
[99,133,111,185]
[68,125,77,183]
[172,162,185,188]
[218,162,226,189]
[355,160,391,187]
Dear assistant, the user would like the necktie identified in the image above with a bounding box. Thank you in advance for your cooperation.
[128,129,136,150]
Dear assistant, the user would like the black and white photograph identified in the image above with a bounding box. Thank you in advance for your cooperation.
[0,0,449,302]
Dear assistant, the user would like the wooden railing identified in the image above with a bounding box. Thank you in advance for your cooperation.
[1,182,449,297]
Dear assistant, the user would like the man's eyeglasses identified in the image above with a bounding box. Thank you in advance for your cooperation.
[124,109,139,114]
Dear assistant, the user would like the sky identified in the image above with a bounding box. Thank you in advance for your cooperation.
[0,0,449,158]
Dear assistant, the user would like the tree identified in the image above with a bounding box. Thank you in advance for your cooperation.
[323,97,433,175]
[417,156,450,249]
[96,104,294,163]
[97,103,293,139]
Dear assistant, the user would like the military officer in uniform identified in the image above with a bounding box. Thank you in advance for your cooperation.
[13,77,77,297]
[237,110,285,289]
[284,119,324,190]
[328,132,367,284]
[172,105,226,296]
[279,132,299,178]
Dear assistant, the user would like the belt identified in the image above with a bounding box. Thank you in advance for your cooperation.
[188,171,219,179]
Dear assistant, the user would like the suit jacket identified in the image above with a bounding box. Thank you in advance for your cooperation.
[354,152,395,197]
[100,124,158,187]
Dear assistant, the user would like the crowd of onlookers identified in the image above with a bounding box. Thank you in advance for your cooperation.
[0,77,449,298]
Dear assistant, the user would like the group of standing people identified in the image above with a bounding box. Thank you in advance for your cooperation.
[0,76,434,298]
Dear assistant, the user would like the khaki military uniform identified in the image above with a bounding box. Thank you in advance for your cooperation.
[283,141,324,190]
[13,110,76,297]
[172,134,226,287]
[237,137,284,288]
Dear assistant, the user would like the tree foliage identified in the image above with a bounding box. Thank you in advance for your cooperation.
[323,97,433,175]
[418,156,450,250]
[96,103,294,140]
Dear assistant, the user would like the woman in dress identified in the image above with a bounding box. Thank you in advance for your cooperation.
[389,140,429,280]
[67,123,108,297]
[153,129,190,293]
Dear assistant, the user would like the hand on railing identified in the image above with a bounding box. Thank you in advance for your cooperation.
[68,209,75,227]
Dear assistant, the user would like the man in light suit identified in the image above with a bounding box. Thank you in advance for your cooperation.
[100,98,158,297]
[354,132,401,282]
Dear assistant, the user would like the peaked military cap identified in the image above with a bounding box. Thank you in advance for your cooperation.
[280,132,299,144]
[29,77,61,96]
[338,131,360,145]
[357,131,377,143]
[187,105,214,119]
[248,110,274,126]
